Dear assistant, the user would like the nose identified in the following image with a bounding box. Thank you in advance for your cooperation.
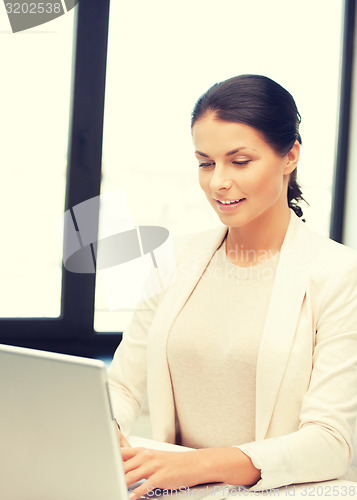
[209,164,233,192]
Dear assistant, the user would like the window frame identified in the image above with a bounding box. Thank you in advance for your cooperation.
[330,0,356,242]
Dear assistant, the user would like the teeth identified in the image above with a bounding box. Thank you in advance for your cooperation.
[219,199,243,205]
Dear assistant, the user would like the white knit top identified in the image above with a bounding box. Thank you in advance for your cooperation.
[167,238,280,449]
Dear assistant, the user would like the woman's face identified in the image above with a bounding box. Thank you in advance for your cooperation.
[192,112,299,229]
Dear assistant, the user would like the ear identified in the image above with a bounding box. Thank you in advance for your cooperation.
[284,140,300,175]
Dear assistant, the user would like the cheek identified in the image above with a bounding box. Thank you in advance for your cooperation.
[247,162,284,197]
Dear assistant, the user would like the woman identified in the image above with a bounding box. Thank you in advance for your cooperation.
[108,75,357,494]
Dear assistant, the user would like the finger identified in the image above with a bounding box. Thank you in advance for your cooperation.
[125,460,154,488]
[122,447,154,470]
[126,469,149,489]
[125,451,158,488]
[114,424,132,448]
[129,480,155,500]
[121,447,144,460]
[119,433,131,448]
[123,453,145,474]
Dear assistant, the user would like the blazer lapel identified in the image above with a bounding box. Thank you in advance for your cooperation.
[255,211,314,440]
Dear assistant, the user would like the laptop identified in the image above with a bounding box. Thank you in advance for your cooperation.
[0,343,128,500]
[0,344,231,500]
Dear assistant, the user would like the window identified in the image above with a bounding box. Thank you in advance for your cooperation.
[0,12,74,317]
[95,0,344,333]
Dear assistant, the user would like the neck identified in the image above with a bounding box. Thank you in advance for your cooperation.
[226,205,291,265]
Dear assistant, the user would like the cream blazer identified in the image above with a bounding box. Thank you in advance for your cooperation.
[108,210,357,491]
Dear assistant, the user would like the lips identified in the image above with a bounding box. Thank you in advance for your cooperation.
[215,197,246,212]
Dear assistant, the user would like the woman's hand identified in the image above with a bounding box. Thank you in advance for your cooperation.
[121,446,261,500]
[122,448,210,499]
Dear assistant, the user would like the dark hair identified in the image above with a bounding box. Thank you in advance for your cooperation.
[191,74,309,220]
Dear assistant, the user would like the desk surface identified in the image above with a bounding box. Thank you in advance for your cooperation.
[128,436,357,498]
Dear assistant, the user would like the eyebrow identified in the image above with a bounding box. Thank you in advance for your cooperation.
[195,147,257,157]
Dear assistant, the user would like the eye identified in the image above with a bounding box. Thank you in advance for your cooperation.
[198,162,215,169]
[232,160,250,167]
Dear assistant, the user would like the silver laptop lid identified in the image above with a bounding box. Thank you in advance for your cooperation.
[0,344,128,500]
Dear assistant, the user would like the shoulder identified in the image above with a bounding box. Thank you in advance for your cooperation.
[297,221,357,299]
[281,212,357,300]
[286,216,357,330]
[308,226,357,276]
[288,211,357,272]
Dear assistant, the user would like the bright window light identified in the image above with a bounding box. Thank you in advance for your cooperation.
[0,11,74,317]
[95,0,344,332]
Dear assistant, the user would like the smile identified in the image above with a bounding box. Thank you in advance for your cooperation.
[215,198,246,211]
[216,198,245,205]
